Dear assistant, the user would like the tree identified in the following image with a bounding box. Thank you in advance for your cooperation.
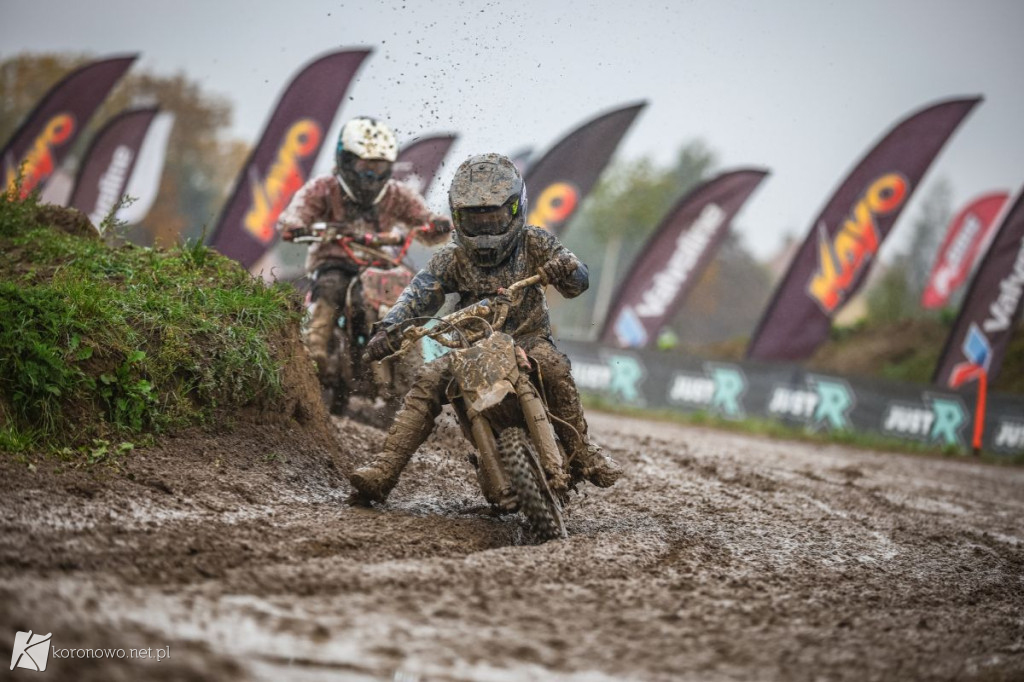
[905,177,952,308]
[864,178,953,323]
[0,53,248,246]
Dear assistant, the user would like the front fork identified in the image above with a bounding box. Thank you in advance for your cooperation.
[469,377,569,509]
[515,374,569,493]
[469,414,516,511]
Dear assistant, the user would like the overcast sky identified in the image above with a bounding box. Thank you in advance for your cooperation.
[3,0,1022,259]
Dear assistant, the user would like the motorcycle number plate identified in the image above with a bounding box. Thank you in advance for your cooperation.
[360,267,413,309]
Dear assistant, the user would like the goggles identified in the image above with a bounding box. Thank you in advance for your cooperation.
[455,197,520,237]
[352,158,391,181]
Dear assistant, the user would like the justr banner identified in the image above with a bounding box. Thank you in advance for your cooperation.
[560,339,1024,456]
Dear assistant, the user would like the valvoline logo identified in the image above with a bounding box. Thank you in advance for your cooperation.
[244,119,322,244]
[808,173,909,313]
[949,323,991,388]
[4,113,76,197]
[528,181,579,231]
[613,306,648,348]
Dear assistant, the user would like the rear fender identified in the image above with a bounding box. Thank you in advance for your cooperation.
[359,266,413,309]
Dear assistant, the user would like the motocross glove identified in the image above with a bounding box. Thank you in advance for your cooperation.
[281,225,310,242]
[539,254,579,286]
[366,327,401,362]
[428,217,453,236]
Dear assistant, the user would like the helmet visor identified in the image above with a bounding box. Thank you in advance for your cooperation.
[456,197,520,237]
[353,158,392,181]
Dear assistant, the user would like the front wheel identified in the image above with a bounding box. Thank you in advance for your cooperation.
[496,427,566,542]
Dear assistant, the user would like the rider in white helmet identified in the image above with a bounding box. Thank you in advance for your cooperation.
[278,117,452,376]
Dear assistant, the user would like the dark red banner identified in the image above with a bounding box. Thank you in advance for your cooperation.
[392,134,456,194]
[509,147,533,175]
[525,102,646,236]
[746,97,981,362]
[933,189,1024,388]
[2,55,137,198]
[600,169,769,348]
[68,107,159,226]
[207,49,371,267]
[921,192,1010,309]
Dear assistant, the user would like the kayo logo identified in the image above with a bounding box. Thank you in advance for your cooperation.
[244,119,322,244]
[809,173,909,313]
[527,182,578,231]
[5,113,76,197]
[11,630,51,672]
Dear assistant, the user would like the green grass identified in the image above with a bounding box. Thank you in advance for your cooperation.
[0,190,304,455]
[582,395,1024,466]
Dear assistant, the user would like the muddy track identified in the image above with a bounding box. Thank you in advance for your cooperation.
[2,410,1022,681]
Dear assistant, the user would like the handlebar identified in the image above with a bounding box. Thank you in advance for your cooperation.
[380,274,543,360]
[292,221,426,268]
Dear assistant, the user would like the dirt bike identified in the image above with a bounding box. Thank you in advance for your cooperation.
[380,274,571,542]
[295,222,425,419]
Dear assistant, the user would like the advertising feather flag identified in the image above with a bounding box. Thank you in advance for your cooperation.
[600,169,769,348]
[524,102,646,236]
[207,49,371,268]
[746,97,981,362]
[2,55,137,197]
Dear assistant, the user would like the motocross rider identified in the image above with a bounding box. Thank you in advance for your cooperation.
[278,117,452,377]
[349,152,623,504]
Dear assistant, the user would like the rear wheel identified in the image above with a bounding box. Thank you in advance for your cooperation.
[496,427,566,542]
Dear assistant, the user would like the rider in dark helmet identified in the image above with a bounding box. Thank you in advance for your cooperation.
[349,153,623,504]
[448,150,527,267]
[277,117,451,377]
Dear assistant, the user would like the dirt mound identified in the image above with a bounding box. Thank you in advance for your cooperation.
[33,203,98,239]
[1,196,325,451]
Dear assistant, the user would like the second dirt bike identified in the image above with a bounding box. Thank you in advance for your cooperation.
[379,274,574,542]
[297,223,425,418]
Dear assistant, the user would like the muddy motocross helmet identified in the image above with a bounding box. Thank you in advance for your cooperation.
[335,117,398,206]
[449,153,527,268]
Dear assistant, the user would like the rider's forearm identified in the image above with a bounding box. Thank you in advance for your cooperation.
[379,271,446,329]
[555,260,589,299]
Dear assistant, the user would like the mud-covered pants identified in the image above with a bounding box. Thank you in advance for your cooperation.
[307,261,356,368]
[382,336,590,465]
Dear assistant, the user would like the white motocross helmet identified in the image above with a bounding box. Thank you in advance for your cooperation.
[335,117,399,206]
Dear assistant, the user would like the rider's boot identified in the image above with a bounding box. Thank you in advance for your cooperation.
[306,299,336,378]
[572,442,623,488]
[349,404,434,503]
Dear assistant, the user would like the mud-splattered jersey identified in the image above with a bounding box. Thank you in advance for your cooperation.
[276,174,447,271]
[381,226,589,341]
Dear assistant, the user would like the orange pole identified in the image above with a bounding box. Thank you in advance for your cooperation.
[972,371,988,456]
